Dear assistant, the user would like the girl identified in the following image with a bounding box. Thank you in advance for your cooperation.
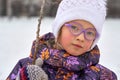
[7,0,117,80]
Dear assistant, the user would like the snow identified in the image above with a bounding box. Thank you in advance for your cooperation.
[0,17,120,79]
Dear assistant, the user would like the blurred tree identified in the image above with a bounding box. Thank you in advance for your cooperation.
[0,0,120,18]
[0,0,7,16]
[107,0,120,18]
[47,0,61,17]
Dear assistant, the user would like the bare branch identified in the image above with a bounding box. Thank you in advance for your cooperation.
[32,0,46,64]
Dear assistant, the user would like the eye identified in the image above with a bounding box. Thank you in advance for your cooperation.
[71,25,79,31]
[86,31,96,36]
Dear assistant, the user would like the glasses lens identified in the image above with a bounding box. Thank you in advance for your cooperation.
[70,25,82,35]
[65,23,82,35]
[85,29,96,40]
[65,23,97,41]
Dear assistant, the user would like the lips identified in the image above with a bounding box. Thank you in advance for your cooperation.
[72,44,83,48]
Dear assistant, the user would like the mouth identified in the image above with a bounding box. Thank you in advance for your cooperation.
[72,44,83,48]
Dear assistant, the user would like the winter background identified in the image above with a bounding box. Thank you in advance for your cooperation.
[0,17,120,79]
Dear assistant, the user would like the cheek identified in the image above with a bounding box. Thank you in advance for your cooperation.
[60,32,72,46]
[84,41,93,50]
[59,28,73,47]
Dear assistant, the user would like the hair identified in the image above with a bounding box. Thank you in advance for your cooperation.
[55,26,63,50]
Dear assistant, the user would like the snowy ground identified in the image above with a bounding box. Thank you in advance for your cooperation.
[0,17,120,79]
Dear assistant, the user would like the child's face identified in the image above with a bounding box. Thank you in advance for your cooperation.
[58,20,96,56]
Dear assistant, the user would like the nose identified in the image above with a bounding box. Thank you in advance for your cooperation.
[76,32,85,41]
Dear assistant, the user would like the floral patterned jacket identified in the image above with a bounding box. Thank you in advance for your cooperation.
[7,32,117,80]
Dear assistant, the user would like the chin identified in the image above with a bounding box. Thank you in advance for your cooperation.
[69,52,84,56]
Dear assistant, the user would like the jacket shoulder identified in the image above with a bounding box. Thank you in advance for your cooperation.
[96,64,117,80]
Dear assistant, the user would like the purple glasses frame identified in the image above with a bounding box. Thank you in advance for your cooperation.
[64,22,98,41]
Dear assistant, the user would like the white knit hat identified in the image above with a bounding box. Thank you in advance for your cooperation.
[52,0,107,49]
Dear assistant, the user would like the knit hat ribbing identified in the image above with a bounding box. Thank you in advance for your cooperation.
[52,0,107,49]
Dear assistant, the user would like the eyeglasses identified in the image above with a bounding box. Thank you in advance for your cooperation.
[64,22,98,41]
